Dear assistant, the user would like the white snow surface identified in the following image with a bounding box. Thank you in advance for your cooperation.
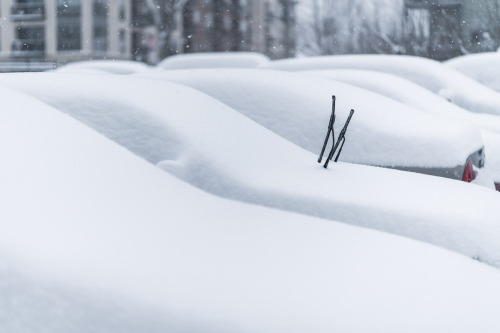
[156,52,270,70]
[53,60,153,75]
[263,54,500,117]
[137,68,482,169]
[1,71,500,259]
[445,52,500,93]
[2,71,500,332]
[300,69,500,182]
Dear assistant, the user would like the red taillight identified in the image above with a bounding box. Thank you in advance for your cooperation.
[462,159,477,183]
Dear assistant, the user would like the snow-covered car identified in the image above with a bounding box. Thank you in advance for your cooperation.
[263,54,500,117]
[445,52,500,93]
[137,68,490,187]
[300,68,500,190]
[2,71,500,269]
[4,81,500,332]
[156,51,270,70]
[53,59,153,75]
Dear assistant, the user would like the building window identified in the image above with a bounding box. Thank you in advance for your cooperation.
[11,0,45,21]
[57,0,81,51]
[205,12,213,28]
[119,0,126,21]
[132,31,146,61]
[93,0,108,51]
[132,0,153,27]
[193,10,201,25]
[119,29,126,54]
[12,26,45,57]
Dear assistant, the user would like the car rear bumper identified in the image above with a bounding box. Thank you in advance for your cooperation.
[390,147,486,181]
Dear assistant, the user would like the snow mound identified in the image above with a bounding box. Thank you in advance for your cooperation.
[1,74,500,331]
[300,69,500,182]
[141,68,482,169]
[1,73,500,270]
[156,52,270,70]
[445,52,500,93]
[54,60,153,75]
[264,54,500,116]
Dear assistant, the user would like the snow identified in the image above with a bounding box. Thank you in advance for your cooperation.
[299,69,500,182]
[0,72,498,258]
[156,52,271,70]
[53,60,153,75]
[445,52,500,93]
[137,68,483,170]
[263,54,500,117]
[2,66,500,331]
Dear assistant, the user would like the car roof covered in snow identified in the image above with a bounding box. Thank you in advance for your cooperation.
[156,52,271,70]
[263,54,500,117]
[54,60,153,75]
[445,52,500,93]
[138,67,483,170]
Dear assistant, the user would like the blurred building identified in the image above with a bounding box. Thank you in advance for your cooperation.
[0,0,296,69]
[404,0,464,60]
[403,0,500,60]
[249,0,297,59]
[461,0,500,53]
[130,0,161,64]
[181,0,296,59]
[0,0,139,66]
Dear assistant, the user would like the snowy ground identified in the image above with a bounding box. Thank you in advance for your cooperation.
[2,57,500,332]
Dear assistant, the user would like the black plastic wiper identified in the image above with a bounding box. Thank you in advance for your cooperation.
[324,109,354,168]
[318,95,336,164]
[317,95,355,169]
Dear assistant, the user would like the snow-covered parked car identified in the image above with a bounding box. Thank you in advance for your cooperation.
[137,68,490,187]
[156,51,270,70]
[445,52,500,93]
[2,72,500,269]
[300,69,500,190]
[53,59,153,75]
[263,54,500,117]
[3,82,500,332]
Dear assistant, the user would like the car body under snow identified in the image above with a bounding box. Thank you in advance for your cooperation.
[138,68,489,187]
[156,51,270,70]
[300,68,500,190]
[445,52,500,93]
[263,54,500,118]
[1,72,500,269]
[53,59,153,75]
[3,79,500,332]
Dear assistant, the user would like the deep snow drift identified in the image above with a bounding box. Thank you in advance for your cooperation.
[299,68,500,182]
[138,68,482,170]
[445,52,500,93]
[2,69,500,332]
[263,54,500,117]
[1,72,500,267]
[156,52,270,70]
